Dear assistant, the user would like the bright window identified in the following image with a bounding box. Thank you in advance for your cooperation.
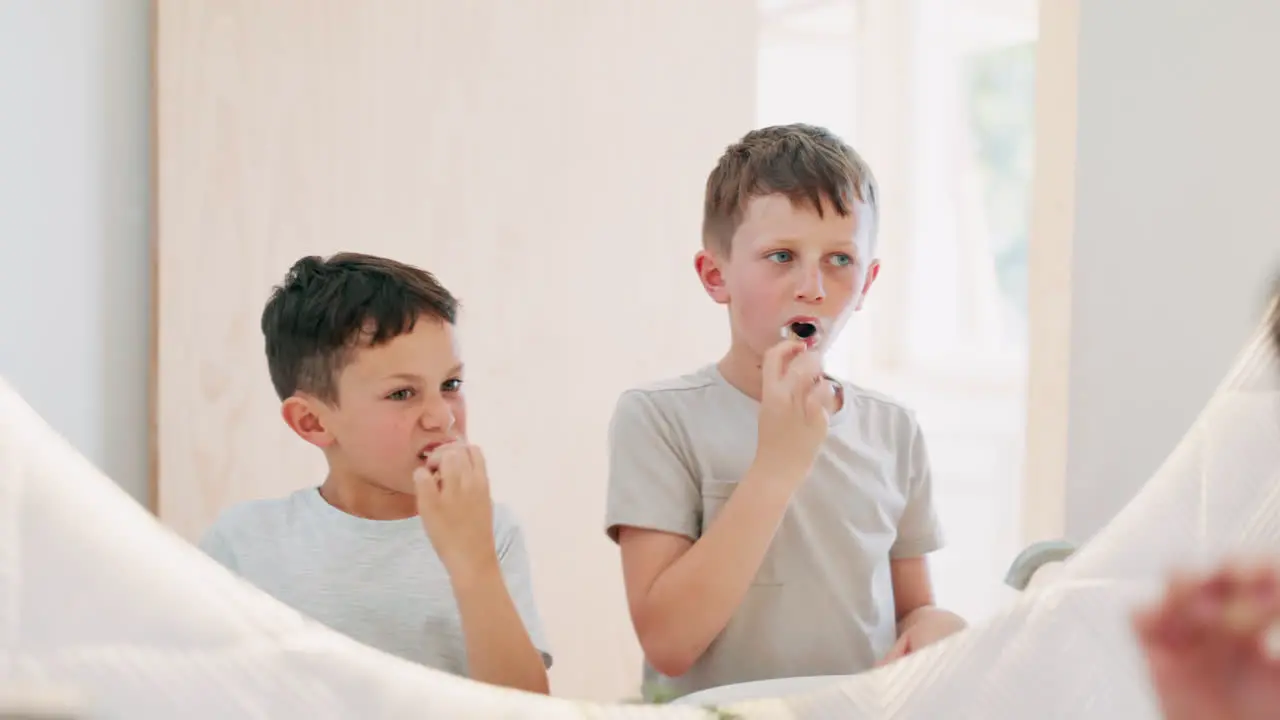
[757,0,1037,621]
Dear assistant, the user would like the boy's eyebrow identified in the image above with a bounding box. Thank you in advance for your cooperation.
[385,373,424,383]
[765,235,858,249]
[384,363,464,383]
[762,237,855,248]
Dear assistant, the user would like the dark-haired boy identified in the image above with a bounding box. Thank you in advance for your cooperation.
[199,253,550,694]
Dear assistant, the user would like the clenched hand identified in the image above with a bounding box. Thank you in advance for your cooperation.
[413,443,498,579]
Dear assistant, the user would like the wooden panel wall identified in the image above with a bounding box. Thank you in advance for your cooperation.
[154,0,754,700]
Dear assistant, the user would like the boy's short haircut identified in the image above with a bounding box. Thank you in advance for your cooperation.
[702,123,880,256]
[261,252,459,403]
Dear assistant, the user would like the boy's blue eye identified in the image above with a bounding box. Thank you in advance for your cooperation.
[830,253,853,267]
[387,388,415,401]
[442,378,463,393]
[767,250,793,263]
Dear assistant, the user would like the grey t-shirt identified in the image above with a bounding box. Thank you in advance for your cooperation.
[199,488,552,674]
[605,364,944,697]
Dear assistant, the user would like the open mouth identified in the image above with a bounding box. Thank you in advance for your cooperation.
[782,320,821,343]
[789,321,817,340]
[418,441,450,461]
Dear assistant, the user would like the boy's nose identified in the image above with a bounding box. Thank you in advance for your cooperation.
[795,266,826,302]
[419,399,455,431]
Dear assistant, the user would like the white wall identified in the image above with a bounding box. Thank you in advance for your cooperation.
[1026,0,1280,545]
[0,0,152,505]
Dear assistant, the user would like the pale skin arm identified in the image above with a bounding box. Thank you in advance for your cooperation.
[618,459,801,677]
[449,561,550,694]
[416,446,549,695]
[892,556,937,628]
[618,340,830,677]
[879,556,968,664]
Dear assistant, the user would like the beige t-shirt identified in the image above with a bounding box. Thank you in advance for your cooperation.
[605,364,944,698]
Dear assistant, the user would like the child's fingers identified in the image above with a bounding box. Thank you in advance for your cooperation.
[412,466,441,520]
[762,339,806,388]
[1219,574,1280,644]
[1168,571,1218,629]
[1139,565,1280,671]
[877,634,911,667]
[784,353,823,405]
[1200,559,1275,601]
[426,442,470,474]
[803,378,832,421]
[1222,598,1266,637]
[1192,562,1277,638]
[466,445,488,492]
[412,465,433,494]
[437,451,468,498]
[1138,571,1213,648]
[425,451,445,474]
[1262,618,1280,662]
[1237,561,1280,599]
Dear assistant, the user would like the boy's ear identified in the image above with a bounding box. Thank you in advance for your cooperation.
[281,395,336,449]
[694,250,730,305]
[853,259,882,311]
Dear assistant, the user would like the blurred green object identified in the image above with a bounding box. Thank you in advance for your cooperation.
[1005,540,1078,590]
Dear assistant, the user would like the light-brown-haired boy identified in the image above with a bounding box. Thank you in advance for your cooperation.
[606,124,967,699]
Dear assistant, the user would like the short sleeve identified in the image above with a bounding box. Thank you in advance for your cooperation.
[889,415,946,559]
[494,506,553,668]
[198,520,239,572]
[604,390,701,543]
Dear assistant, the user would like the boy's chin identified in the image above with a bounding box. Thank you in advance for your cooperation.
[364,474,417,497]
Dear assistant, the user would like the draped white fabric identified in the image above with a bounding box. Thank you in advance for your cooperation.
[1,308,1276,718]
[751,310,1280,719]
